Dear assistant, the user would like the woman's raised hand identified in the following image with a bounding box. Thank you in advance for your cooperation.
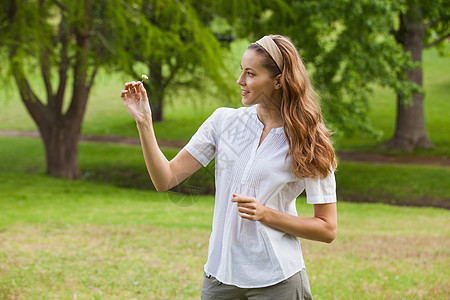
[120,81,152,123]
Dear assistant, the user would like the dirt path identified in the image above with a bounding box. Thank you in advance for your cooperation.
[1,130,449,167]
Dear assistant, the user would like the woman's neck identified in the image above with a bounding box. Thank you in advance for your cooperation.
[256,104,283,129]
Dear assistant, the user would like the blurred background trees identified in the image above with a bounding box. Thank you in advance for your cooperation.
[0,0,131,179]
[384,0,450,151]
[0,0,448,180]
[218,0,449,150]
[0,0,232,179]
[117,0,232,122]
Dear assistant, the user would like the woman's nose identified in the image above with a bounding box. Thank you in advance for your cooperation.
[236,73,245,86]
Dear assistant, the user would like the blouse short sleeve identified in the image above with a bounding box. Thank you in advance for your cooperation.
[304,171,337,204]
[184,108,225,167]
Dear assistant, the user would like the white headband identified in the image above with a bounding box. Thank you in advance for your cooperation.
[255,36,284,71]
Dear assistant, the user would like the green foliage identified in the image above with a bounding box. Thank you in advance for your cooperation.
[0,46,448,155]
[214,0,449,139]
[422,0,450,53]
[0,0,130,85]
[116,0,234,110]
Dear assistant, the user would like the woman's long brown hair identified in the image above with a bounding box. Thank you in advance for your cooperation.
[248,35,337,178]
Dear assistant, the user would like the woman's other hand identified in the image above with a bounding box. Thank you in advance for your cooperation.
[120,81,152,123]
[232,194,267,221]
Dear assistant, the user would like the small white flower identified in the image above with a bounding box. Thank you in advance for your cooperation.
[141,74,149,81]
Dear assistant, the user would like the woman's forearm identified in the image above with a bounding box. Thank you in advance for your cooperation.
[136,117,202,191]
[232,195,337,243]
[121,82,201,191]
[261,208,336,243]
[136,117,172,191]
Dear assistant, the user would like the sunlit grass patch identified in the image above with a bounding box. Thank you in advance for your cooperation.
[0,224,209,299]
[303,233,449,299]
[0,172,448,299]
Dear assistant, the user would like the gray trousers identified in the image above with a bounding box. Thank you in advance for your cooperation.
[201,269,313,300]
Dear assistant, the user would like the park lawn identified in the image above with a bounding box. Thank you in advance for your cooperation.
[336,162,450,208]
[1,136,449,298]
[0,171,449,299]
[1,136,449,208]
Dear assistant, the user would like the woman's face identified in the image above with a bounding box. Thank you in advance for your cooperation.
[237,49,280,107]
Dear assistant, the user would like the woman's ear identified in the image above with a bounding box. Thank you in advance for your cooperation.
[274,74,282,89]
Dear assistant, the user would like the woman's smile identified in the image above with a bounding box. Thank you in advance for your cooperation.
[241,88,250,96]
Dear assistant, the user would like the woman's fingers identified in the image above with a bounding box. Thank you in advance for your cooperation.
[139,82,148,99]
[120,89,129,99]
[120,80,152,123]
[124,82,132,91]
[130,81,138,93]
[232,194,255,203]
[231,193,266,221]
[232,194,257,210]
[123,81,141,93]
[238,206,255,215]
[122,81,147,99]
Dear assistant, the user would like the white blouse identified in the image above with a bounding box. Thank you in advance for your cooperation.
[184,105,336,288]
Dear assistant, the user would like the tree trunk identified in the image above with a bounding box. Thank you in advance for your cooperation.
[147,60,164,121]
[13,74,86,179]
[13,68,89,179]
[384,5,434,151]
[9,0,92,180]
[40,122,82,179]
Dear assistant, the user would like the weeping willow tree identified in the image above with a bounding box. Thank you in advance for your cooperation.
[118,0,231,121]
[0,0,230,179]
[0,0,232,179]
[0,0,133,179]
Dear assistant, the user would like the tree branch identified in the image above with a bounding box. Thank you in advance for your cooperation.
[55,14,70,115]
[424,34,450,49]
[66,0,91,124]
[37,0,57,114]
[87,66,98,91]
[424,18,440,29]
[40,52,53,103]
[162,58,179,90]
[10,49,46,128]
[53,0,68,11]
[38,0,53,100]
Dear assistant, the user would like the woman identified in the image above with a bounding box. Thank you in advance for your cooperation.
[120,35,337,300]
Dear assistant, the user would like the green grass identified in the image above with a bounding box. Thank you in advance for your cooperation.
[0,172,448,299]
[0,173,212,299]
[1,136,449,208]
[336,162,450,208]
[0,136,215,195]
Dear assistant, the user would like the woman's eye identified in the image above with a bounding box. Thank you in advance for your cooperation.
[247,72,254,77]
